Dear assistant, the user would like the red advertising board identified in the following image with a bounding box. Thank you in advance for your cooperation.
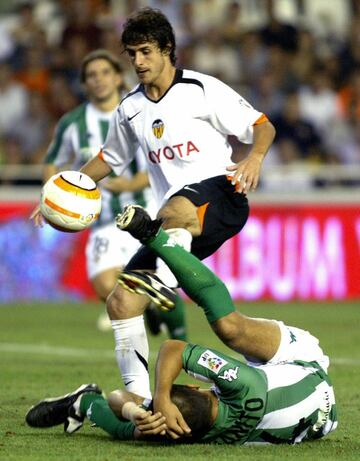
[205,204,360,300]
[0,202,96,301]
[1,201,359,301]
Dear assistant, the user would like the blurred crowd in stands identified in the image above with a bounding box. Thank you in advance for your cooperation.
[0,0,360,188]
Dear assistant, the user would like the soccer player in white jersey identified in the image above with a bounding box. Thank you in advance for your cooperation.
[31,49,187,339]
[73,8,275,399]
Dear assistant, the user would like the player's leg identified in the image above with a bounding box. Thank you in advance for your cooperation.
[145,228,281,361]
[87,229,152,397]
[86,224,127,302]
[25,383,102,433]
[109,276,186,395]
[86,223,179,398]
[117,175,241,295]
[87,227,151,396]
[158,195,202,234]
[158,296,187,340]
[91,268,119,331]
[124,243,188,337]
[91,268,118,302]
[154,196,198,288]
[25,385,136,440]
[118,207,280,362]
[262,321,330,372]
[86,224,125,331]
[89,224,187,338]
[107,283,152,398]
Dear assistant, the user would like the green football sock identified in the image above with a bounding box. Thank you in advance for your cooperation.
[147,229,235,323]
[80,393,135,440]
[159,293,187,340]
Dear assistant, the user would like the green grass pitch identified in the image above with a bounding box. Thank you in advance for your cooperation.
[1,301,359,461]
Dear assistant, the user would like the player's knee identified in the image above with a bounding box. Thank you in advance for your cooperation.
[91,269,119,302]
[212,312,247,348]
[106,285,148,320]
[93,280,115,302]
[106,286,127,319]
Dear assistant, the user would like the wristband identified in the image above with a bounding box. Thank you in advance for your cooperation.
[122,401,146,423]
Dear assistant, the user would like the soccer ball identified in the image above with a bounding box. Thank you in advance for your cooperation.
[40,171,101,232]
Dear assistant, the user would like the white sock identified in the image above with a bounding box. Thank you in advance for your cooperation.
[156,228,193,288]
[111,315,152,399]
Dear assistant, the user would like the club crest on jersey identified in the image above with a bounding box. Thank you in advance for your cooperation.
[198,350,228,374]
[152,119,164,139]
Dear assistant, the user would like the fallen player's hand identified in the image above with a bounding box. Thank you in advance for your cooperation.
[154,399,191,439]
[134,410,167,436]
[30,204,45,227]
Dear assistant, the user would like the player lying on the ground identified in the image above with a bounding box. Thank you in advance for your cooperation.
[25,321,337,445]
[26,206,337,444]
[25,319,337,444]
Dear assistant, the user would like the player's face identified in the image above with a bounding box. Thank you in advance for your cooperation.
[125,42,171,86]
[84,59,122,102]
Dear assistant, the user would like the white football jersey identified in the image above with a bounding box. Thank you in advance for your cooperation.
[101,69,264,207]
[45,102,153,226]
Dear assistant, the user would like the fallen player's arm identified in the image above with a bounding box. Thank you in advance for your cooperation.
[154,340,191,439]
[108,389,166,439]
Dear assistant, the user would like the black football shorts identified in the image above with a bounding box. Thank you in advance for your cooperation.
[125,175,249,270]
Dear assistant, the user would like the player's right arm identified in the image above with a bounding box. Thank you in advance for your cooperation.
[154,340,192,439]
[79,152,113,182]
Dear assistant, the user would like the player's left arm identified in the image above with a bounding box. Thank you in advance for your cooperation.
[227,118,276,194]
[108,389,167,439]
[205,77,276,194]
[102,171,150,193]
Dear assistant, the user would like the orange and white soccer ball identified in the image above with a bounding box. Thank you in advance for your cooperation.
[40,171,101,232]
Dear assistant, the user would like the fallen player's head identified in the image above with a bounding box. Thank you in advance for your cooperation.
[170,384,213,440]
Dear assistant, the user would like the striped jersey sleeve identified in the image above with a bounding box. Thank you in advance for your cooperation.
[45,104,86,166]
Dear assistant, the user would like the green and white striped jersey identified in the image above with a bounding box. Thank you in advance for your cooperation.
[182,344,337,445]
[45,102,152,227]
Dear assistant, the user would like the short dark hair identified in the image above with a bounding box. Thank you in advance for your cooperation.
[80,49,123,83]
[170,385,213,441]
[121,7,177,65]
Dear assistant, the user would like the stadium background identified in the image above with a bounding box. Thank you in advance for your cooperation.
[0,0,359,303]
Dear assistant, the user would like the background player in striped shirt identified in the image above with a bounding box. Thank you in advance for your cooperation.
[25,213,337,444]
[31,49,187,339]
[76,7,276,402]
